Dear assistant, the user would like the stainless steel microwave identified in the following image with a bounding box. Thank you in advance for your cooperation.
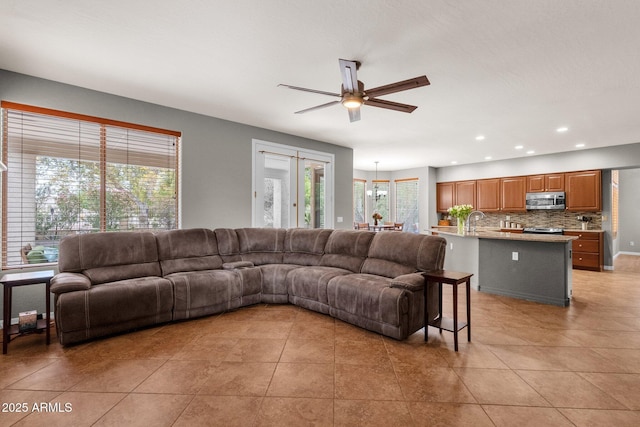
[525,192,566,210]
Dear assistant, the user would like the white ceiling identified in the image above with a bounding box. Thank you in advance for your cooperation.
[2,1,640,171]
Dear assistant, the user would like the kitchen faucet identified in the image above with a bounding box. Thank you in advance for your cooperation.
[466,210,486,233]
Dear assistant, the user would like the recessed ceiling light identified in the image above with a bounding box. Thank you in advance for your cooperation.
[556,127,569,133]
[475,135,485,141]
[451,160,458,164]
[484,156,492,160]
[526,150,535,155]
[515,145,524,150]
[575,143,585,148]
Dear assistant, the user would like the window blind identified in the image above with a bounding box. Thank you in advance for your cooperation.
[1,102,180,268]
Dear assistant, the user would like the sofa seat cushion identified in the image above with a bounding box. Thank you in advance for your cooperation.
[166,270,243,320]
[287,266,352,306]
[327,274,408,328]
[54,276,173,345]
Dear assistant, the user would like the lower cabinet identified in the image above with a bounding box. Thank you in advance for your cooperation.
[565,230,603,271]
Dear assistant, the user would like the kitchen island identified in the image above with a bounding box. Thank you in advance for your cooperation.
[428,227,577,306]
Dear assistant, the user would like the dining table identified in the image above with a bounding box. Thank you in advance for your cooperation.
[369,224,396,232]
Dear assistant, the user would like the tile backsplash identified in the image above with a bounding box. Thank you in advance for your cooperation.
[447,210,602,230]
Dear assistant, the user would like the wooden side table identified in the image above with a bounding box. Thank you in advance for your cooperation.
[1,270,54,354]
[423,269,473,351]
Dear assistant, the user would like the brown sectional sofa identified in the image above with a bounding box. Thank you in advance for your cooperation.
[50,227,446,346]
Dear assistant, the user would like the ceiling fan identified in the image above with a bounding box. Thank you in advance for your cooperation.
[279,59,430,122]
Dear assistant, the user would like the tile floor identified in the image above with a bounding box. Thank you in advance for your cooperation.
[1,257,639,426]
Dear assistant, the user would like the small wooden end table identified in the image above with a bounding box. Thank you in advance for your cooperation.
[1,270,54,354]
[423,269,472,351]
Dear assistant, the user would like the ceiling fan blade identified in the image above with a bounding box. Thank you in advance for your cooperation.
[365,76,430,98]
[339,59,360,93]
[364,98,418,113]
[294,100,341,114]
[348,107,361,122]
[278,84,340,98]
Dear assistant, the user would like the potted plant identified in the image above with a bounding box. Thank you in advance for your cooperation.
[372,212,383,226]
[448,204,473,234]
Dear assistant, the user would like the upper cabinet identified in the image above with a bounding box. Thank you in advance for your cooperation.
[566,170,601,211]
[436,182,455,213]
[476,177,526,212]
[476,178,501,212]
[437,169,601,214]
[527,173,565,192]
[436,180,476,212]
[501,176,527,212]
[455,180,476,207]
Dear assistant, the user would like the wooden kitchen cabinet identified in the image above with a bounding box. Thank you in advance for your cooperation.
[437,180,476,212]
[455,180,476,207]
[476,178,501,212]
[527,173,565,192]
[565,170,601,211]
[501,176,527,212]
[436,182,455,213]
[564,230,603,271]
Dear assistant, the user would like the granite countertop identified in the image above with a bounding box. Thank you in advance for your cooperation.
[428,226,578,243]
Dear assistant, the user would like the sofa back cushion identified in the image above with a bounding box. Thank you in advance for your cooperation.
[214,228,242,263]
[155,228,223,275]
[58,231,161,285]
[283,228,333,266]
[235,228,285,265]
[320,230,374,272]
[362,232,446,278]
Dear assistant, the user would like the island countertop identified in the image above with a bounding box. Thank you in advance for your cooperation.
[428,226,578,243]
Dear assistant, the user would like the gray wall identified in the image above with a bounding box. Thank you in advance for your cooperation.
[0,69,354,321]
[619,168,640,253]
[435,143,640,182]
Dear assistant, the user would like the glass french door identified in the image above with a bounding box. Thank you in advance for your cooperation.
[253,140,333,229]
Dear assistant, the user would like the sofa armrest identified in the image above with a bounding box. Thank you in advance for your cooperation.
[389,272,424,292]
[222,261,255,270]
[50,272,92,294]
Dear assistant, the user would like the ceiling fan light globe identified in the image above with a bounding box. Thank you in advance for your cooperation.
[342,95,362,109]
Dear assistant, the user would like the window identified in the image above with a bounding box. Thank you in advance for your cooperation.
[252,140,334,229]
[372,180,390,221]
[395,178,419,233]
[353,179,366,224]
[1,102,181,268]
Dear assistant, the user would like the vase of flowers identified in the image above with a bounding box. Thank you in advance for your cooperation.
[372,212,383,226]
[448,204,473,234]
